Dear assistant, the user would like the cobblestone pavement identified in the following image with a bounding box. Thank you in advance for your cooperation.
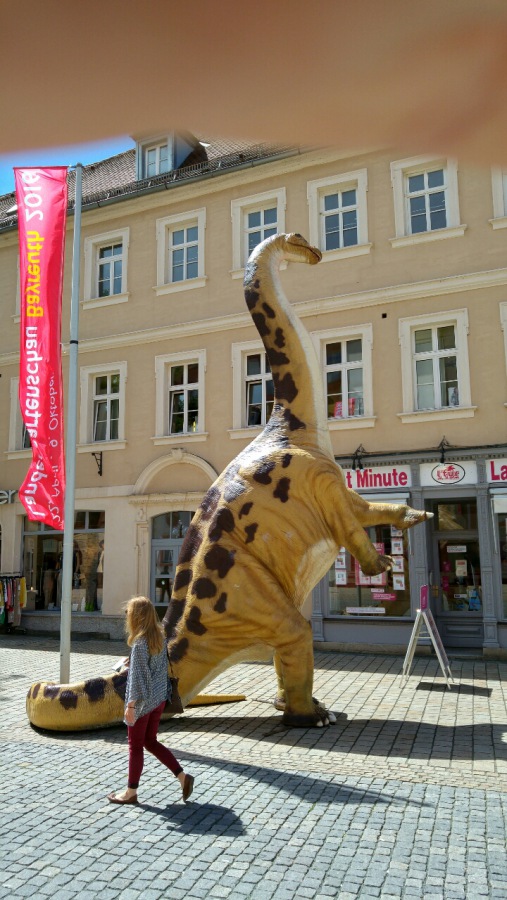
[1,635,506,899]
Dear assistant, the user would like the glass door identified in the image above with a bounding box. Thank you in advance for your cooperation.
[431,499,483,647]
[150,542,180,610]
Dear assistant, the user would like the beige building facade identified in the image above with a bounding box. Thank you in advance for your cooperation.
[1,136,507,652]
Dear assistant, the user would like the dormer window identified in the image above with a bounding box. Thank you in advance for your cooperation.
[145,141,170,178]
[135,132,208,181]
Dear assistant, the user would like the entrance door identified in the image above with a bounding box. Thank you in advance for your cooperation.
[431,499,483,647]
[150,541,182,612]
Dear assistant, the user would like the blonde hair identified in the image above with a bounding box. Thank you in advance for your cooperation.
[125,595,165,656]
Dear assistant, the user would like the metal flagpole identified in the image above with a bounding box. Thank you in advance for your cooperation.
[60,163,82,683]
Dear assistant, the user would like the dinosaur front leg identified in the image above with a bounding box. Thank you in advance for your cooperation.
[348,491,432,530]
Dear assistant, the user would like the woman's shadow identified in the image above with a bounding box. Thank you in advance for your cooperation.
[138,800,246,836]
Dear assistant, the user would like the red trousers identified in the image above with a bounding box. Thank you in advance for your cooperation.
[128,700,182,789]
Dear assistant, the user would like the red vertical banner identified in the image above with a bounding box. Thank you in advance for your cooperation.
[15,167,68,529]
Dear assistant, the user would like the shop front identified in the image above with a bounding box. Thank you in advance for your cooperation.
[313,450,507,655]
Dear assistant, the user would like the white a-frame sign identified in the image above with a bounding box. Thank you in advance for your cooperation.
[402,586,454,688]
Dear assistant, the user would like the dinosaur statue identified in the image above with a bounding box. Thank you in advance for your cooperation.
[26,233,430,731]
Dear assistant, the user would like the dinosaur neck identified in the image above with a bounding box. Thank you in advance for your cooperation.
[244,243,332,456]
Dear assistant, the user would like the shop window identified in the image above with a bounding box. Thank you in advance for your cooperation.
[327,524,411,617]
[390,155,465,247]
[155,208,206,295]
[307,169,371,262]
[498,516,507,618]
[231,188,286,275]
[22,512,105,613]
[398,309,474,423]
[434,500,478,531]
[154,350,206,444]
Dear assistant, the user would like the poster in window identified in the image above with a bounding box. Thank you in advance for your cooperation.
[355,543,387,587]
[334,401,343,418]
[393,574,405,591]
[335,569,347,586]
[391,556,404,573]
[390,525,403,537]
[334,551,346,569]
[391,538,404,556]
[455,559,467,578]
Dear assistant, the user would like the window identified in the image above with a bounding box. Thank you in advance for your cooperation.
[83,229,129,308]
[7,377,33,457]
[501,304,507,396]
[230,341,275,437]
[413,325,458,411]
[327,525,412,617]
[490,168,507,229]
[93,373,120,441]
[245,352,273,426]
[398,310,474,423]
[22,512,105,613]
[145,141,170,177]
[154,350,206,444]
[231,188,286,276]
[325,339,364,418]
[155,209,206,295]
[78,362,127,451]
[311,325,375,431]
[390,156,465,246]
[307,170,370,262]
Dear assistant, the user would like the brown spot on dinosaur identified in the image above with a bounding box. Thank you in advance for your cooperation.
[192,577,217,600]
[273,477,291,503]
[204,545,236,579]
[209,508,235,542]
[178,526,203,563]
[244,523,258,544]
[214,592,227,613]
[187,606,207,635]
[239,501,253,518]
[253,461,276,484]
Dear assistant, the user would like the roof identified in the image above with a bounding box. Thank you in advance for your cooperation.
[0,136,299,232]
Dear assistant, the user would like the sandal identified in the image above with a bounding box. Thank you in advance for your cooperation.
[107,791,138,805]
[182,774,194,802]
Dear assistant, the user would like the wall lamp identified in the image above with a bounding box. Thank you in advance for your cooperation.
[352,444,366,471]
[92,451,103,476]
[437,437,451,465]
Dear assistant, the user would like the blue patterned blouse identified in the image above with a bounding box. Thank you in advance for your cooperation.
[124,636,170,724]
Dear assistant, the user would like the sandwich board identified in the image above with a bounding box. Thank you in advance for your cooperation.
[401,585,454,688]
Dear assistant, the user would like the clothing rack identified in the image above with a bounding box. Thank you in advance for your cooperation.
[0,573,26,635]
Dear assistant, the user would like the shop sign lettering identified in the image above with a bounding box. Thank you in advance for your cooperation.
[0,490,17,505]
[343,465,412,490]
[420,461,477,486]
[487,459,507,482]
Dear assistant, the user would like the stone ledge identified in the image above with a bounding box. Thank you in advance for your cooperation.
[21,610,125,641]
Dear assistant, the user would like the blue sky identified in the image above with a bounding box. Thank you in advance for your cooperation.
[0,136,134,196]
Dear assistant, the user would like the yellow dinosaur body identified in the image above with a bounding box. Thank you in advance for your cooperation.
[26,234,429,731]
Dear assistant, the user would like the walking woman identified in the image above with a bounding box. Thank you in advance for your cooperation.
[108,595,194,805]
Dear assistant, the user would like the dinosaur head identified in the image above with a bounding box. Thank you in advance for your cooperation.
[283,232,322,265]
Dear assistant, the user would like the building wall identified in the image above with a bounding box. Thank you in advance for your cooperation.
[1,145,506,649]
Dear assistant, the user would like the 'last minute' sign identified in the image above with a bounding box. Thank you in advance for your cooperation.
[487,459,507,482]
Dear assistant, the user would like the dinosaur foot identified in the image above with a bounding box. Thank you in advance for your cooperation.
[279,697,337,727]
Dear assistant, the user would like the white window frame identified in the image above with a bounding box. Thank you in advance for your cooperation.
[310,325,375,431]
[390,156,465,247]
[83,228,129,309]
[398,309,474,423]
[6,377,32,459]
[78,361,127,452]
[136,136,171,179]
[230,188,286,277]
[153,349,207,445]
[490,169,507,229]
[307,169,371,262]
[230,340,275,439]
[155,208,207,296]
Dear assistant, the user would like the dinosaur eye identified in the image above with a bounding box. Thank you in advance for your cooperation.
[294,233,302,238]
